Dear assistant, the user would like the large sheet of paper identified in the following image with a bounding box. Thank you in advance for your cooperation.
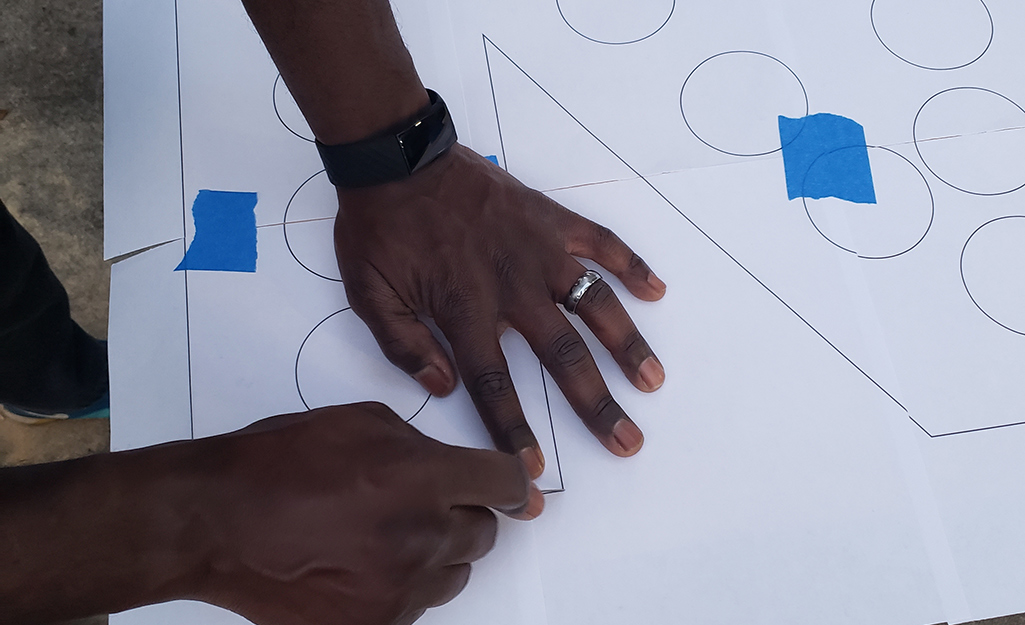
[105,1,1025,624]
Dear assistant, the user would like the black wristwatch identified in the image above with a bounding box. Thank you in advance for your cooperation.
[315,89,458,188]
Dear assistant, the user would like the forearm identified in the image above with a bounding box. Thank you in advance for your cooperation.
[241,0,429,144]
[0,445,205,624]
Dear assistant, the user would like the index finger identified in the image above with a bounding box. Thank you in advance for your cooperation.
[437,309,545,479]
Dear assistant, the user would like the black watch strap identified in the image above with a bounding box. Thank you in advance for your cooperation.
[315,89,458,188]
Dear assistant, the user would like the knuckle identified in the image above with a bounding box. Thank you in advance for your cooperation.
[380,333,412,358]
[620,330,649,358]
[589,394,623,430]
[491,251,518,289]
[546,329,589,371]
[377,331,427,371]
[592,224,615,249]
[434,289,478,325]
[471,369,515,404]
[627,252,647,272]
[502,421,536,452]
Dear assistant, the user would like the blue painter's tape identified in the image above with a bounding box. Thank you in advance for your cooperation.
[779,113,876,204]
[175,190,258,273]
[485,154,500,166]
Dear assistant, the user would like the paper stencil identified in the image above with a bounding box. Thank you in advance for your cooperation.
[107,1,1025,624]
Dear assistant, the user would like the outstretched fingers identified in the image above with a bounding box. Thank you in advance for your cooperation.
[514,298,644,457]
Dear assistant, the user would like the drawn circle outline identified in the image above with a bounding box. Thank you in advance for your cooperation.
[802,145,935,259]
[913,86,1025,197]
[680,50,810,157]
[273,74,315,143]
[960,215,1025,336]
[870,0,994,71]
[283,169,342,282]
[556,0,675,45]
[295,308,432,419]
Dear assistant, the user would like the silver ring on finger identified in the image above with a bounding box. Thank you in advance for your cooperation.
[563,270,603,315]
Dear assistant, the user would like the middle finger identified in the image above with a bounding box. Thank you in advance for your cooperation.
[512,295,643,457]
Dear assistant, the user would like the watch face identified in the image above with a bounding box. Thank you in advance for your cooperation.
[397,104,451,173]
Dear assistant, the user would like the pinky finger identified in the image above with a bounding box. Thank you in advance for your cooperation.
[561,213,665,302]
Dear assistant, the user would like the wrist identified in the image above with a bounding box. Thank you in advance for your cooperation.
[111,440,220,606]
[0,442,214,623]
[312,85,430,145]
[320,89,458,190]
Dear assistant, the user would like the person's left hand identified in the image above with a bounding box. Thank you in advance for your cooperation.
[334,144,666,477]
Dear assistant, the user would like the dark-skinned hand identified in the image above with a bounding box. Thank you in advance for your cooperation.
[0,403,540,625]
[335,144,667,478]
[194,403,541,625]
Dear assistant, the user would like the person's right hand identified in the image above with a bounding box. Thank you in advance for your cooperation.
[0,403,537,625]
[183,402,541,625]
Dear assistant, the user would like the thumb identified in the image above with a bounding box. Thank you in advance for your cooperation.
[345,267,457,397]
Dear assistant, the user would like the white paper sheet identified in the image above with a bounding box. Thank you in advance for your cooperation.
[106,1,1025,624]
[103,0,186,260]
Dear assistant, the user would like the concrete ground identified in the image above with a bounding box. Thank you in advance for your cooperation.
[0,2,1024,625]
[1,0,108,623]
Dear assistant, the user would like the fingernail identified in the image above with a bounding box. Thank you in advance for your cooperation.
[518,447,546,480]
[612,418,644,456]
[647,272,667,294]
[638,357,665,392]
[512,484,545,521]
[413,363,450,396]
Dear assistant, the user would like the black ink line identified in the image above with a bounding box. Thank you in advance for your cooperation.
[556,0,675,46]
[295,308,431,419]
[294,308,351,410]
[960,216,1025,336]
[484,35,1025,439]
[680,51,809,158]
[282,169,343,282]
[273,74,316,143]
[483,35,916,420]
[483,36,508,171]
[910,413,934,432]
[541,361,566,493]
[914,87,1025,197]
[927,419,1025,438]
[406,395,431,424]
[174,0,195,440]
[871,0,993,72]
[802,145,935,260]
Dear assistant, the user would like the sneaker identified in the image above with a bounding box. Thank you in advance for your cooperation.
[0,390,110,425]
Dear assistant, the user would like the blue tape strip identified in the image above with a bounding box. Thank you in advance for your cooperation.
[485,154,500,166]
[175,190,258,273]
[779,113,876,205]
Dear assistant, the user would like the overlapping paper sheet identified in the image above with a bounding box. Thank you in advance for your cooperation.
[105,1,1025,624]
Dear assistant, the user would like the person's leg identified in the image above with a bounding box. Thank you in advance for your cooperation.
[0,198,108,415]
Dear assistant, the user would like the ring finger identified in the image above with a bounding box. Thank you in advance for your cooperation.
[560,264,664,393]
[512,295,643,457]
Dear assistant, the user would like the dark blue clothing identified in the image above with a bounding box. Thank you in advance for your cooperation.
[0,199,107,413]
